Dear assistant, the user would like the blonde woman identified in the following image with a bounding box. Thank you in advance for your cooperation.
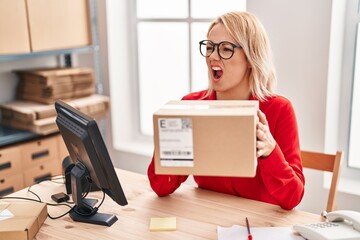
[148,11,304,210]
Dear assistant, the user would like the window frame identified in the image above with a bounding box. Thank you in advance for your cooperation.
[337,0,360,181]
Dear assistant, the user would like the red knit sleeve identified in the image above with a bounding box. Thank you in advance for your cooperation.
[147,90,209,196]
[147,156,188,197]
[258,97,304,210]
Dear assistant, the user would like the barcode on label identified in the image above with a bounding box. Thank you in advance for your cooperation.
[162,151,192,156]
[181,118,192,129]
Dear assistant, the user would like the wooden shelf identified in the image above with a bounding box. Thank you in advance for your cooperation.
[0,45,99,62]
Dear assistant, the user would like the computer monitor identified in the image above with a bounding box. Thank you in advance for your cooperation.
[55,100,127,227]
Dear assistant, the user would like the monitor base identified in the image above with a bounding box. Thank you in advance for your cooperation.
[69,209,118,226]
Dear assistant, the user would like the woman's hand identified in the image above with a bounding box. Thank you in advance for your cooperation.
[256,109,276,158]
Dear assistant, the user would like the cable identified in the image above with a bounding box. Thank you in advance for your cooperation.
[27,175,65,202]
[0,195,73,220]
[0,175,107,220]
[71,191,106,217]
[0,196,42,203]
[0,175,73,220]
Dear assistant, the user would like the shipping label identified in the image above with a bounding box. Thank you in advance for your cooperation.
[158,118,194,167]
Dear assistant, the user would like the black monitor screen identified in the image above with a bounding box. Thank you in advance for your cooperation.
[55,100,127,226]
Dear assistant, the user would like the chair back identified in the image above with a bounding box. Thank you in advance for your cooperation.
[301,150,343,212]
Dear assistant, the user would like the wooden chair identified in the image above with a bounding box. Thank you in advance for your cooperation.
[301,150,343,212]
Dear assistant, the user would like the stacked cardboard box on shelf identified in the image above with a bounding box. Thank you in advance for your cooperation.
[15,67,96,104]
[0,67,109,135]
[0,94,110,135]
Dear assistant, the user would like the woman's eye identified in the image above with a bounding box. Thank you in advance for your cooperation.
[223,47,233,52]
[206,46,213,51]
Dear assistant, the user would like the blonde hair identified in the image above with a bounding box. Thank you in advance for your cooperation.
[204,11,276,101]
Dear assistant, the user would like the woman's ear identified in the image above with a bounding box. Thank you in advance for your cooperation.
[246,58,252,68]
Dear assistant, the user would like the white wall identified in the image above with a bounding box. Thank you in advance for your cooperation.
[248,0,332,151]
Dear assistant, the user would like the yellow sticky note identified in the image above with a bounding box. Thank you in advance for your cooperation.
[149,217,177,231]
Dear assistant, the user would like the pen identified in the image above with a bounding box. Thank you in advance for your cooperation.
[246,217,253,240]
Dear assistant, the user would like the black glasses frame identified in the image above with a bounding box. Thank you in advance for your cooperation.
[199,40,242,60]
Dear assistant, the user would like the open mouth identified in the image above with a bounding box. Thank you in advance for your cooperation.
[212,66,223,80]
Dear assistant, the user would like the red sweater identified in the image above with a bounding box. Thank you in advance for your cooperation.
[148,90,304,210]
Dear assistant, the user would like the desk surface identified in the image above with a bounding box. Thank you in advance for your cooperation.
[6,169,321,239]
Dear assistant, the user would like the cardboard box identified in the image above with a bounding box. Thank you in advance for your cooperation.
[0,94,109,135]
[0,0,30,54]
[15,67,96,104]
[15,67,94,87]
[1,117,58,136]
[16,82,94,97]
[0,201,47,240]
[68,94,110,116]
[153,100,258,177]
[0,94,107,122]
[26,0,91,51]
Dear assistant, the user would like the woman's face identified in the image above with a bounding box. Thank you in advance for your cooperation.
[206,23,251,100]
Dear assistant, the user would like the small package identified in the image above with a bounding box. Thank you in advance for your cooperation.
[0,201,47,240]
[153,100,258,177]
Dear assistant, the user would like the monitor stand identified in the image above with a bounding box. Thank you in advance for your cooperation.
[70,163,118,226]
[69,208,118,226]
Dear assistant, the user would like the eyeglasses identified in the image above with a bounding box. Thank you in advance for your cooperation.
[199,40,242,60]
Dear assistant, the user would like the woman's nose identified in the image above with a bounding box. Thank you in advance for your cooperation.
[208,47,221,60]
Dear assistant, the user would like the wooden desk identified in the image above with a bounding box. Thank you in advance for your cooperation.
[5,169,321,239]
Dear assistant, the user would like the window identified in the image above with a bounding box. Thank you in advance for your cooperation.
[348,22,360,169]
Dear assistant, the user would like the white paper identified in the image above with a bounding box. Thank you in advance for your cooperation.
[217,225,305,240]
[0,209,14,222]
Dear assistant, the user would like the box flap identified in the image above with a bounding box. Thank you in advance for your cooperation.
[154,100,259,116]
